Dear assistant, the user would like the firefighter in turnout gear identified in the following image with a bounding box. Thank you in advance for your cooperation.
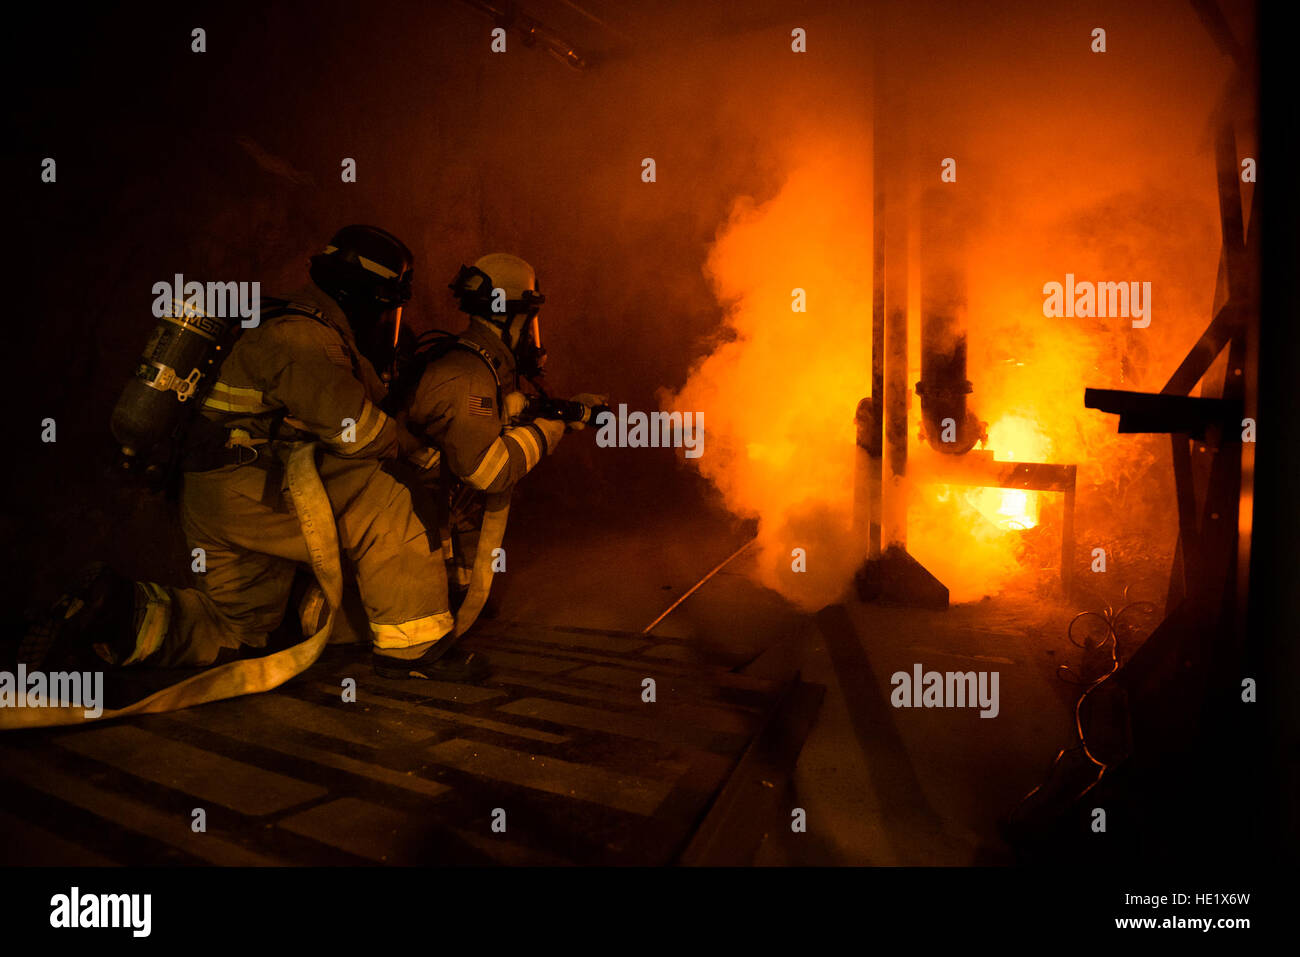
[35,227,476,682]
[384,254,605,670]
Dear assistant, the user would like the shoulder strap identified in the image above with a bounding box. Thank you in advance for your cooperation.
[451,337,503,392]
[385,331,504,415]
[261,296,361,380]
[258,296,329,325]
[171,297,333,487]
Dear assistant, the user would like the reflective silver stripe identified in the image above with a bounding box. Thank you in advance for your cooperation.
[461,436,511,490]
[209,382,266,400]
[371,612,456,649]
[325,398,389,451]
[124,582,171,665]
[504,425,543,472]
[352,399,390,448]
[318,244,390,278]
[202,396,273,414]
[202,381,275,414]
[358,255,398,279]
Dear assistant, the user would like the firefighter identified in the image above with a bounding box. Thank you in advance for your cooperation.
[385,253,604,661]
[38,226,480,681]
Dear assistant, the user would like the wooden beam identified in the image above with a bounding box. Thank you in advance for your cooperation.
[1085,388,1241,438]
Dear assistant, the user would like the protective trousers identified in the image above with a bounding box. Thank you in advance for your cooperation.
[133,446,453,667]
[0,443,344,729]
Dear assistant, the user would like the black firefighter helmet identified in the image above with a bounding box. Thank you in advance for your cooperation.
[309,225,414,327]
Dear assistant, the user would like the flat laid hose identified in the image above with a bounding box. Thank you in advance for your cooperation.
[0,443,342,729]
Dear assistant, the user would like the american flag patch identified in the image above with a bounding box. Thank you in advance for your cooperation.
[468,394,495,416]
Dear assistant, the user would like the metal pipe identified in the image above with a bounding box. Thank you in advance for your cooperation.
[917,185,980,454]
[641,538,757,635]
[868,109,886,558]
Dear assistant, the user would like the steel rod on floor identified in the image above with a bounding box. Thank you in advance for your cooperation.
[641,537,758,635]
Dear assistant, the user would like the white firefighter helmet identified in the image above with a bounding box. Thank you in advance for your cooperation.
[450,253,545,318]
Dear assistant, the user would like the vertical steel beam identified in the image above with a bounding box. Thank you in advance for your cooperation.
[875,29,910,549]
[868,87,887,558]
[882,199,909,548]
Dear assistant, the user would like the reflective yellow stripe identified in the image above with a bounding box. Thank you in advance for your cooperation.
[504,425,543,472]
[462,437,510,490]
[202,396,276,414]
[124,582,171,665]
[370,612,456,649]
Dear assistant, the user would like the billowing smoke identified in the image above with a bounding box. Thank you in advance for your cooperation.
[665,140,874,610]
[667,0,1240,607]
[12,0,1249,615]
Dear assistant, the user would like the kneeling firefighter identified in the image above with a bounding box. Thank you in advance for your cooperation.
[381,253,607,671]
[13,227,481,729]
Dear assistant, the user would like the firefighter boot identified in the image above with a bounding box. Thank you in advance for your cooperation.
[19,563,139,670]
[372,637,490,683]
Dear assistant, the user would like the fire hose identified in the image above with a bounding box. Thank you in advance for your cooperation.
[0,442,343,729]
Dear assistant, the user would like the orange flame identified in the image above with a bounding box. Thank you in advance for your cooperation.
[979,415,1051,530]
[666,132,1217,608]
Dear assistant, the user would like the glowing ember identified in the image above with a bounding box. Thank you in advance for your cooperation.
[983,486,1038,530]
[934,484,1038,535]
[981,416,1051,530]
